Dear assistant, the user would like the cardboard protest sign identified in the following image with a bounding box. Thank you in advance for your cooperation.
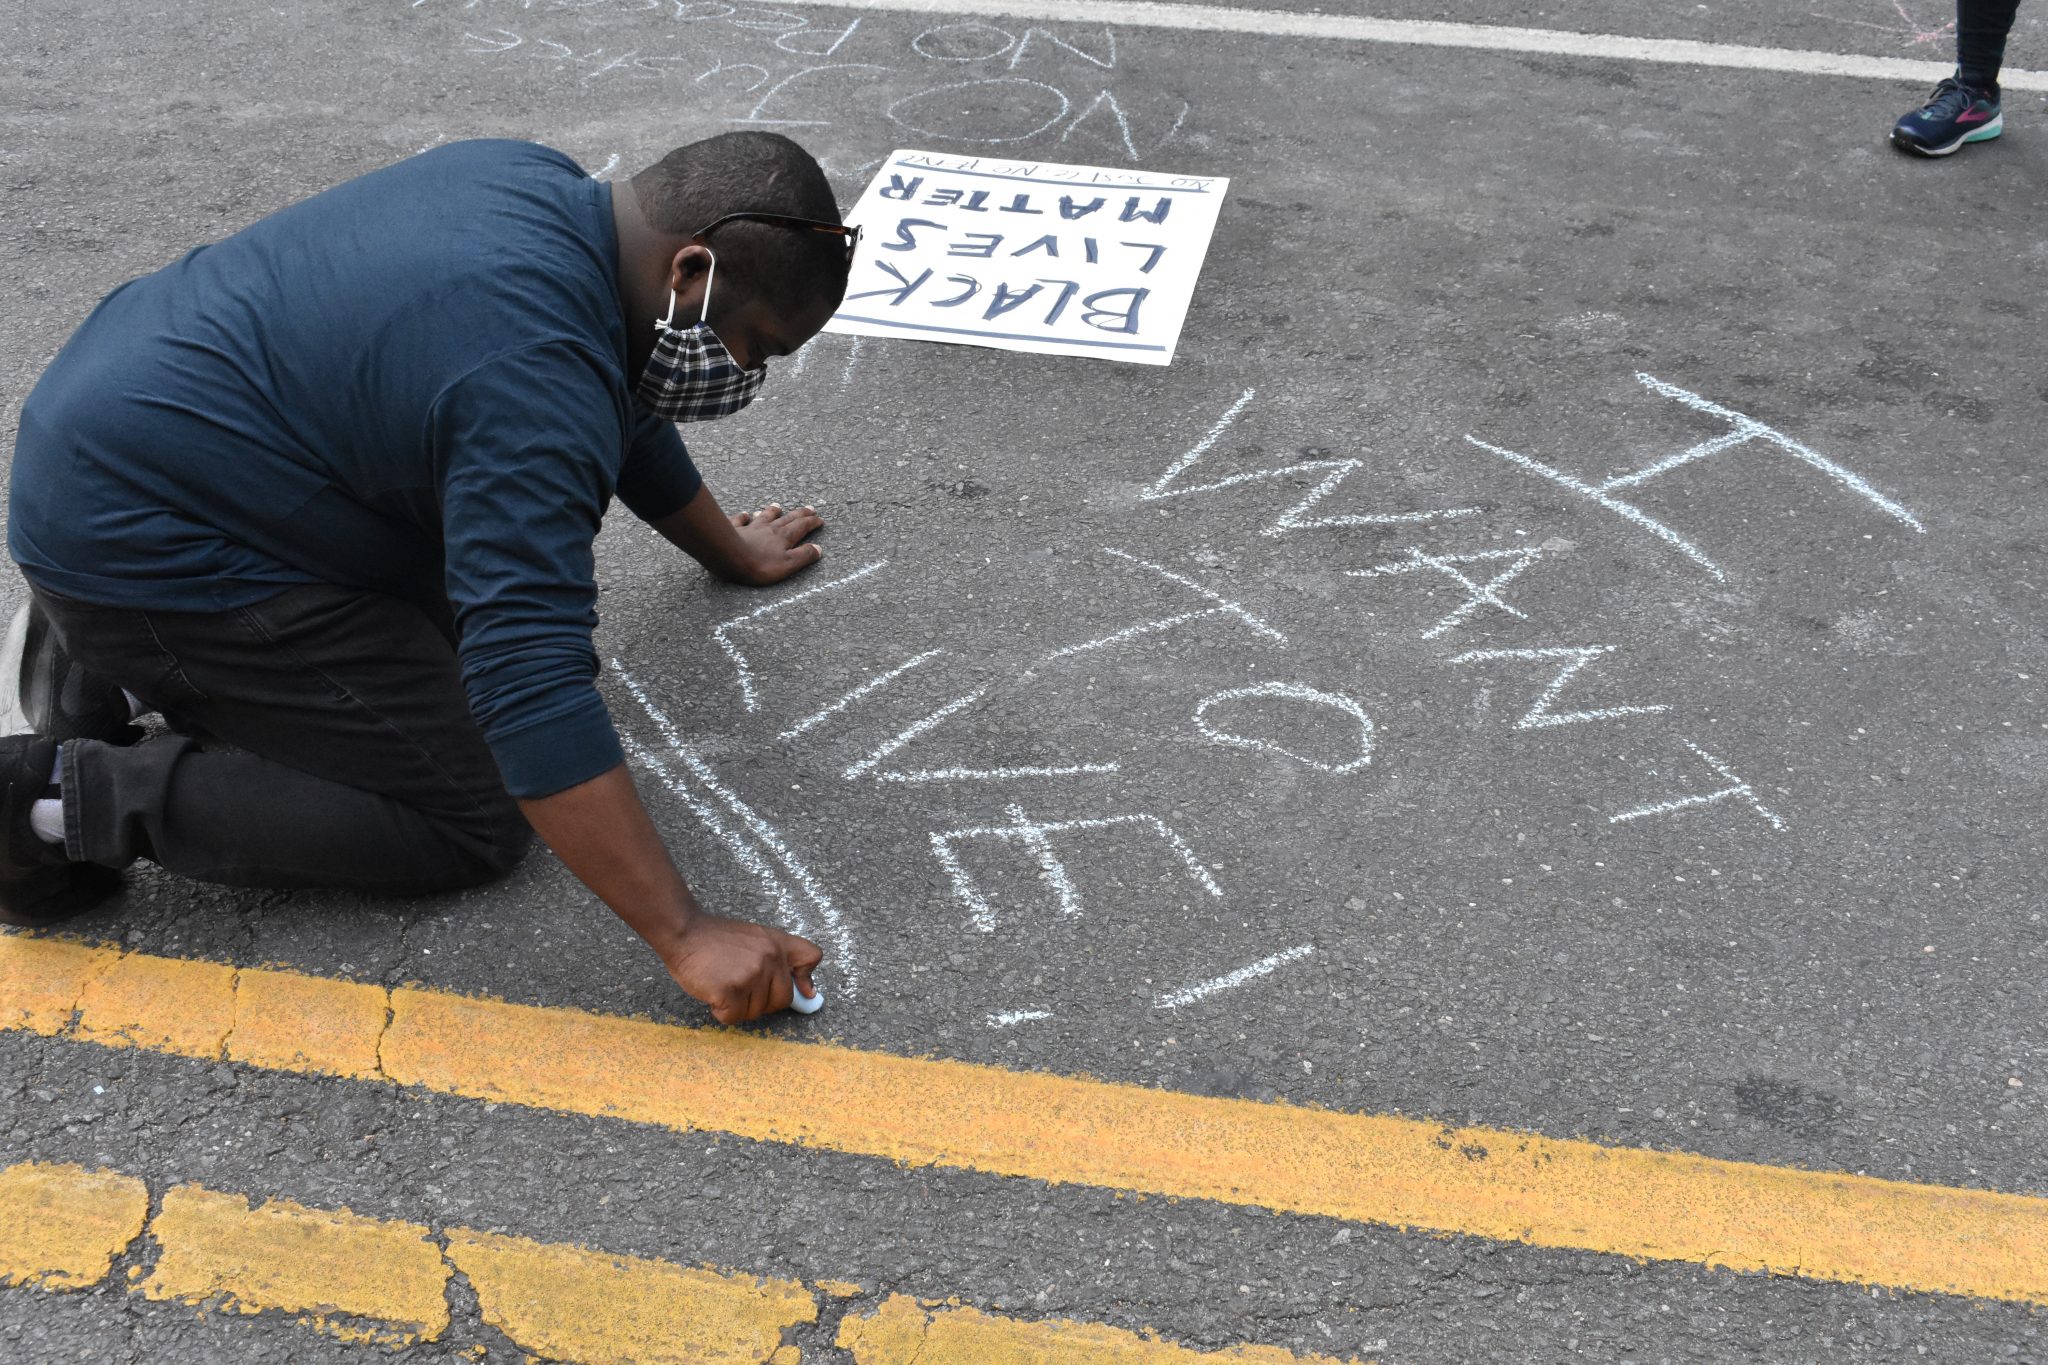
[823,150,1230,367]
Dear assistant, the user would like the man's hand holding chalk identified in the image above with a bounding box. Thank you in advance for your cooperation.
[660,910,824,1025]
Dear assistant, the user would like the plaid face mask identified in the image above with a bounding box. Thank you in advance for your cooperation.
[634,252,766,423]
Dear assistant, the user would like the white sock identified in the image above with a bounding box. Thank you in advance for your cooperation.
[29,744,63,845]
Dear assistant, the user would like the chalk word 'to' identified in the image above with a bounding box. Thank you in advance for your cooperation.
[1193,682,1375,774]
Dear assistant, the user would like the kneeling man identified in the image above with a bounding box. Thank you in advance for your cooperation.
[2,133,859,1023]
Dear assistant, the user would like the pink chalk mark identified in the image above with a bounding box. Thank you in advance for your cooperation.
[1809,5,1953,46]
[1893,0,1955,45]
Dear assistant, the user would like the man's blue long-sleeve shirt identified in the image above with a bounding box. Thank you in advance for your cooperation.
[8,140,700,798]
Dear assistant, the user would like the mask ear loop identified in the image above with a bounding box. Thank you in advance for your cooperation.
[698,249,719,325]
[656,248,720,332]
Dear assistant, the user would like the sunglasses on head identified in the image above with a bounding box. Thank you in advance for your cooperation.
[692,212,862,263]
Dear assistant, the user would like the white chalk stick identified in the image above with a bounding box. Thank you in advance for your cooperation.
[790,980,824,1015]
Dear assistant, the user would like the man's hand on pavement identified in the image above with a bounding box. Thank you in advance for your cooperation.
[722,502,825,585]
[664,912,824,1025]
[649,485,826,587]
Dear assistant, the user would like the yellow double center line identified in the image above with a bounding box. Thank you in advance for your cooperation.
[5,930,2047,1307]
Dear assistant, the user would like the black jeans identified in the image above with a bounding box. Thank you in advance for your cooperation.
[34,584,531,893]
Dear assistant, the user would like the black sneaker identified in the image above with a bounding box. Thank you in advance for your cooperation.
[0,733,121,927]
[0,600,142,744]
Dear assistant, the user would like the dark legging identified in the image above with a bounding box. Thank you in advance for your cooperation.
[1959,0,2025,90]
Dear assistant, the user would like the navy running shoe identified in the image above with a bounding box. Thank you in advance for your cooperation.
[1891,77,2003,156]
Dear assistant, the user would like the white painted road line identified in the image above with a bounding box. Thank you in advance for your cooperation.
[767,0,2048,91]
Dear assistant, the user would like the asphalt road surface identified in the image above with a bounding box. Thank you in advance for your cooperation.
[2,0,2046,1360]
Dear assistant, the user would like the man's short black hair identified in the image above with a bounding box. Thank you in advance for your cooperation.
[631,132,849,318]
